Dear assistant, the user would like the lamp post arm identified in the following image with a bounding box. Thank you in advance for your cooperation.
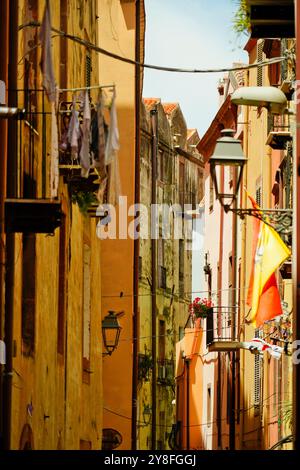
[225,207,293,236]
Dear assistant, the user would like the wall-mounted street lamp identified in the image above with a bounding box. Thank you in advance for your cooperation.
[102,311,122,356]
[209,129,247,210]
[142,404,152,426]
[209,129,293,236]
[0,106,26,120]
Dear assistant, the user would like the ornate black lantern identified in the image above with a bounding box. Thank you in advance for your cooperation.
[102,311,122,356]
[209,129,247,211]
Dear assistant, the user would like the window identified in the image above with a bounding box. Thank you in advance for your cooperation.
[228,254,233,328]
[138,256,142,280]
[158,320,166,361]
[179,326,184,341]
[86,52,92,94]
[158,237,164,268]
[207,385,212,427]
[209,174,214,212]
[179,240,184,297]
[256,177,262,207]
[22,233,36,355]
[179,162,185,209]
[257,41,264,87]
[57,214,66,355]
[82,222,91,384]
[157,150,164,182]
[158,238,166,289]
[198,169,204,203]
[254,329,262,416]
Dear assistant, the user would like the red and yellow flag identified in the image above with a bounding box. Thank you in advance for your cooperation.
[246,194,291,327]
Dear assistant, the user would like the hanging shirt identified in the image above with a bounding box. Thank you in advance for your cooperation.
[105,90,120,165]
[39,0,56,103]
[105,90,121,205]
[67,95,81,160]
[92,93,107,180]
[80,91,91,177]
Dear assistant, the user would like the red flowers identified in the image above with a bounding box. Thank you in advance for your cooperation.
[189,297,214,319]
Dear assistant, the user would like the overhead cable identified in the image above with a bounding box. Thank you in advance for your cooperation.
[19,21,286,74]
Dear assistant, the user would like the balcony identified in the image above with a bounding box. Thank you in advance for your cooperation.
[4,89,63,233]
[266,131,292,150]
[58,100,101,193]
[247,0,295,38]
[157,358,175,385]
[5,199,62,234]
[206,307,240,352]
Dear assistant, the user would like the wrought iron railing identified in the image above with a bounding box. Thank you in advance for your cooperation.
[206,306,238,349]
[157,358,175,385]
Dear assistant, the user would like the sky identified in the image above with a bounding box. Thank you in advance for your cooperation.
[143,0,249,137]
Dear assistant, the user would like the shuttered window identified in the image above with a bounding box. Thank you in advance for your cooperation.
[254,329,262,415]
[22,233,36,355]
[257,41,264,87]
[256,178,262,207]
[86,53,91,89]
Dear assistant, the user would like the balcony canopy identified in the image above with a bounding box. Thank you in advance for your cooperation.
[246,0,295,38]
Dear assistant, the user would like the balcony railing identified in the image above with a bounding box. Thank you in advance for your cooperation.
[206,306,239,352]
[157,358,175,385]
[58,100,101,193]
[4,89,62,233]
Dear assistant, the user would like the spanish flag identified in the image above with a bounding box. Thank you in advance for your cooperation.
[246,195,291,327]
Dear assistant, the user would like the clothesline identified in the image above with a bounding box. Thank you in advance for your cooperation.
[59,84,115,93]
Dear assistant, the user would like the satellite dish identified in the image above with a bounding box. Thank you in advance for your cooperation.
[231,86,288,114]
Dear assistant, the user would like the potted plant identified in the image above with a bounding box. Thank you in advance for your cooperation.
[189,297,214,320]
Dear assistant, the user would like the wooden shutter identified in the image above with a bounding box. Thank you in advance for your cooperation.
[254,329,262,415]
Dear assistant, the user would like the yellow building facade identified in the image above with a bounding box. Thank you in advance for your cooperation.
[137,99,203,450]
[1,0,103,449]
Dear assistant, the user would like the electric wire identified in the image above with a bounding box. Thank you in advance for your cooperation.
[18,21,287,75]
[103,391,292,429]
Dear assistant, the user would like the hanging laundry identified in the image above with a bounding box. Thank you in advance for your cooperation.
[91,92,107,180]
[67,95,81,160]
[105,90,121,205]
[59,114,70,153]
[50,101,59,198]
[105,89,119,165]
[80,91,91,178]
[39,0,56,103]
[241,337,283,360]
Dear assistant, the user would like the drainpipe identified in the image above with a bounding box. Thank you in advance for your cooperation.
[185,358,190,450]
[217,166,224,449]
[294,0,300,451]
[150,108,158,450]
[229,170,238,451]
[2,0,18,450]
[131,0,141,451]
[0,0,9,450]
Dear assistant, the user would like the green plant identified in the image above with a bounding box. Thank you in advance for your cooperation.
[138,353,153,381]
[189,297,214,319]
[279,401,293,432]
[232,0,251,37]
[71,190,98,215]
